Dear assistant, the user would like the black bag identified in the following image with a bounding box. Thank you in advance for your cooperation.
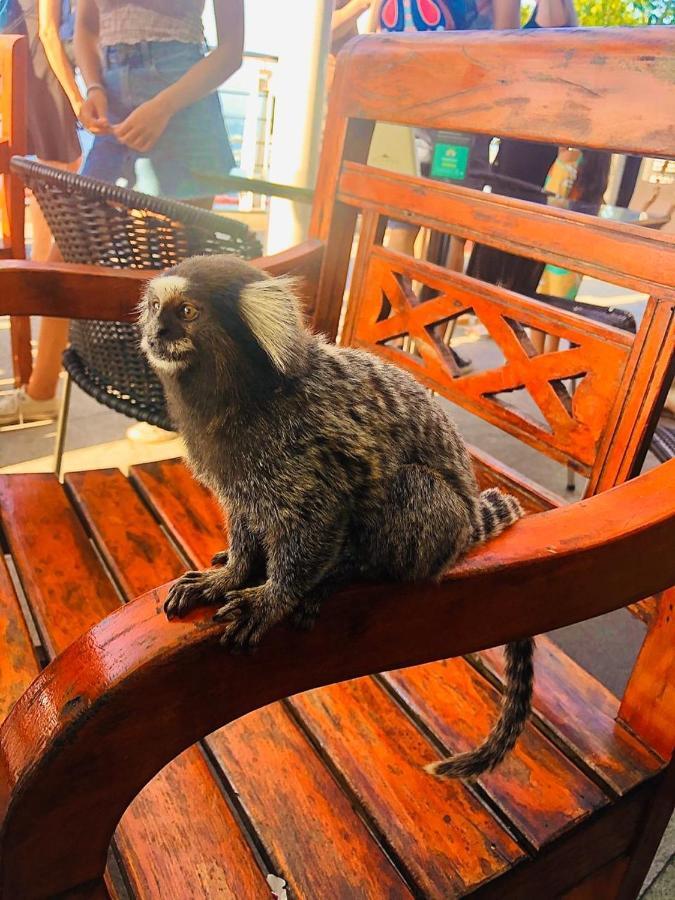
[535,293,637,334]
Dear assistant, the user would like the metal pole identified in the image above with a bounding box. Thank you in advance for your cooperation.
[265,0,332,253]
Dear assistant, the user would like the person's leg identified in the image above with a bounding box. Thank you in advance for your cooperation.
[26,157,80,402]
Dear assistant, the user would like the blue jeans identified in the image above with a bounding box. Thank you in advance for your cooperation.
[82,41,234,200]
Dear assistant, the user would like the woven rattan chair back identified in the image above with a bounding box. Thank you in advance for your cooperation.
[11,156,262,429]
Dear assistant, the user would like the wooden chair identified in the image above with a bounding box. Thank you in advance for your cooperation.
[0,27,674,899]
[0,34,30,386]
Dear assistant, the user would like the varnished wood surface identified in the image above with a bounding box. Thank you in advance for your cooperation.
[382,658,608,850]
[333,29,674,157]
[289,677,525,895]
[0,240,325,327]
[68,467,414,898]
[475,637,663,796]
[339,163,675,303]
[0,555,38,722]
[1,461,673,897]
[344,245,632,472]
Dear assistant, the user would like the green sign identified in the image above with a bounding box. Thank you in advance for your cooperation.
[431,142,470,181]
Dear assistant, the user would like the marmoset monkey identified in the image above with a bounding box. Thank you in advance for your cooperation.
[139,255,532,778]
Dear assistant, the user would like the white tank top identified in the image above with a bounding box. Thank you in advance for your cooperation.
[95,0,205,48]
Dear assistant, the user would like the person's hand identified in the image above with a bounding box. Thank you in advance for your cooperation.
[112,98,173,153]
[79,89,110,134]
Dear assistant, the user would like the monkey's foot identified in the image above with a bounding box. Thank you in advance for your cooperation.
[164,567,245,619]
[211,550,229,566]
[214,585,290,651]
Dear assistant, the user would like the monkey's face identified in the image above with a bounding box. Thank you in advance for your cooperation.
[139,275,205,375]
[140,256,307,383]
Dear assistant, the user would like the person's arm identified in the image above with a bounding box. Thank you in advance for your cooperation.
[37,0,83,117]
[532,0,577,26]
[332,0,371,42]
[74,0,109,132]
[492,0,521,29]
[113,0,244,153]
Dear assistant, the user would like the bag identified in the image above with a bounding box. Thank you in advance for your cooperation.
[535,292,637,334]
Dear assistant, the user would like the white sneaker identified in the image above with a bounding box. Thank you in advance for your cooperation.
[0,387,58,425]
[126,422,177,443]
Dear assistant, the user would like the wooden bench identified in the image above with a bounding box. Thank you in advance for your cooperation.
[1,27,674,899]
[0,34,30,386]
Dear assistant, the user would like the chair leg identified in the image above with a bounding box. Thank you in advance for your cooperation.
[53,373,72,481]
[566,465,576,493]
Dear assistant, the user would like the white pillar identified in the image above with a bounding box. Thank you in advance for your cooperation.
[265,0,333,253]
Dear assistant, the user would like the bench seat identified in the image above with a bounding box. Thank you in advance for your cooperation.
[0,461,663,898]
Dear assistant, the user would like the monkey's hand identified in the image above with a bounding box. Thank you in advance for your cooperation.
[213,583,296,651]
[164,564,249,619]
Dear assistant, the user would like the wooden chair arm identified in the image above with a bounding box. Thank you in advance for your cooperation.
[1,460,674,898]
[0,241,325,323]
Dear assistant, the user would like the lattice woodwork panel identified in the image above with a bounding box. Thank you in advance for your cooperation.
[344,247,634,472]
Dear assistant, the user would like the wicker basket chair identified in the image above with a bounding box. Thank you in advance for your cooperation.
[10,156,262,470]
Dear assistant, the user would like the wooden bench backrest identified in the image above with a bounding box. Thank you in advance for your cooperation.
[308,27,675,759]
[309,27,675,491]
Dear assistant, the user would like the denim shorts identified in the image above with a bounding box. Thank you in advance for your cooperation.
[82,41,234,200]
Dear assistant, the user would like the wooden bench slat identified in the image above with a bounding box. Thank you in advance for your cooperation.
[114,747,268,899]
[209,702,415,899]
[72,467,413,896]
[66,469,185,598]
[65,469,271,898]
[382,658,608,850]
[0,475,120,657]
[130,459,227,566]
[474,637,663,795]
[289,676,526,896]
[0,473,266,900]
[0,554,39,721]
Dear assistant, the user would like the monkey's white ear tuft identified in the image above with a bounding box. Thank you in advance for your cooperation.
[239,276,305,373]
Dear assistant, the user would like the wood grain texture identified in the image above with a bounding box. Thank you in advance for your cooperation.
[0,474,120,658]
[1,461,674,898]
[620,588,675,760]
[209,702,413,898]
[475,637,663,797]
[66,469,186,599]
[470,446,562,515]
[382,657,608,850]
[332,28,674,157]
[71,466,407,897]
[113,747,268,899]
[589,296,675,495]
[0,242,325,324]
[338,163,675,303]
[344,245,633,471]
[131,459,227,567]
[0,555,39,722]
[472,778,656,899]
[288,676,524,895]
[65,468,270,899]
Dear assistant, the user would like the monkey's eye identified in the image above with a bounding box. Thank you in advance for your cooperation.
[178,303,199,322]
[151,298,160,312]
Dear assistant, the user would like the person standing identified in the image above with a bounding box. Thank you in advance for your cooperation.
[0,0,83,425]
[76,0,243,203]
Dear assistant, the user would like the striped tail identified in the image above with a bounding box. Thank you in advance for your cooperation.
[426,638,535,779]
[426,488,530,779]
[471,487,523,544]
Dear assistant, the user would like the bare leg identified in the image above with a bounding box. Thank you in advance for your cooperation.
[26,157,80,401]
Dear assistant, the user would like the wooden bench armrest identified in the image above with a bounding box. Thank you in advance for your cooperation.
[0,241,325,322]
[1,460,674,898]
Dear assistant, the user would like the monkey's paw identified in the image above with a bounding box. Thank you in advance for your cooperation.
[164,568,241,619]
[213,586,282,651]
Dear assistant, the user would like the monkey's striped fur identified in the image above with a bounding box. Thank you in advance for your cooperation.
[139,254,532,779]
